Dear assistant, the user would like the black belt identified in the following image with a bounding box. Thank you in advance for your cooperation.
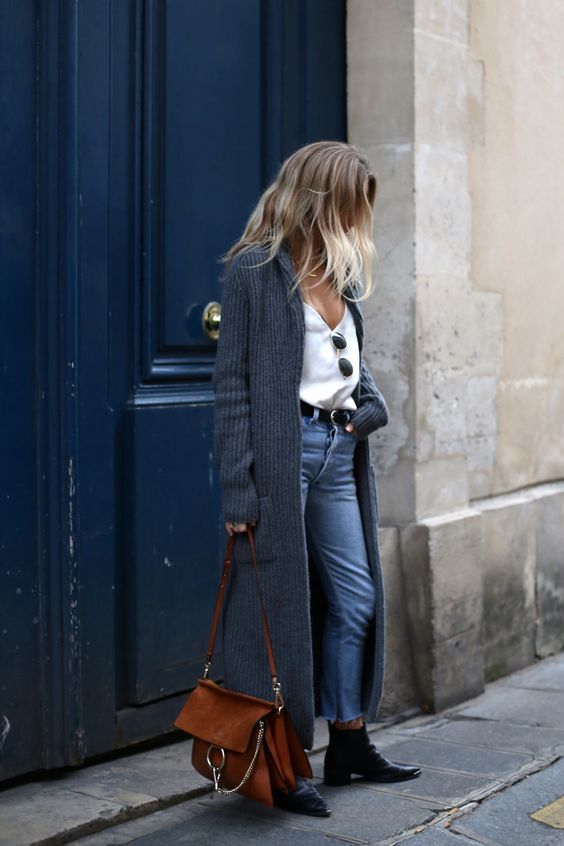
[300,399,352,426]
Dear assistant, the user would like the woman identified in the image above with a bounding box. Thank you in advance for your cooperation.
[212,141,421,817]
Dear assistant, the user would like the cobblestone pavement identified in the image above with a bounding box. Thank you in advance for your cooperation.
[1,651,563,845]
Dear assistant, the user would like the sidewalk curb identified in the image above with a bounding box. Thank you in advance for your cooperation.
[0,708,422,846]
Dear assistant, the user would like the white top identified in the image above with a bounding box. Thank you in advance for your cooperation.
[299,300,360,411]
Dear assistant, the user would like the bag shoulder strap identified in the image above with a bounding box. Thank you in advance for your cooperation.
[203,526,283,706]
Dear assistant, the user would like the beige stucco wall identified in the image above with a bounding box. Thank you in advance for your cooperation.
[349,0,564,520]
[347,0,564,719]
[469,0,564,496]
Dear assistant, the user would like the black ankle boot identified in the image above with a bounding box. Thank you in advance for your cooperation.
[324,721,422,786]
[272,776,331,816]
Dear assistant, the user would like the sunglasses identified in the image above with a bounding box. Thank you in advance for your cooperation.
[331,331,353,378]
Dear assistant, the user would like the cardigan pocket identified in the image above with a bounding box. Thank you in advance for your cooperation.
[231,494,277,565]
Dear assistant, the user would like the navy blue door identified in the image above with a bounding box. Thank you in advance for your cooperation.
[0,0,346,781]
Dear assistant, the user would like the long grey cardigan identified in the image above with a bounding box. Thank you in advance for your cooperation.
[211,242,390,750]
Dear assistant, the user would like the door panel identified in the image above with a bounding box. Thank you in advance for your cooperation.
[126,403,220,703]
[0,0,42,779]
[161,0,263,347]
[125,0,264,702]
[124,0,345,710]
[0,0,346,780]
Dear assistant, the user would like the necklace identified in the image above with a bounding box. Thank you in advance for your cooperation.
[289,250,325,278]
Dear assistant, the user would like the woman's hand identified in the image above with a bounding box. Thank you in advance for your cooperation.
[344,422,359,438]
[225,520,256,536]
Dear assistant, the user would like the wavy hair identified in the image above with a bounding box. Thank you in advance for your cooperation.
[220,141,378,304]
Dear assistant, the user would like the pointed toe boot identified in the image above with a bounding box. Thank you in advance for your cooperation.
[272,776,331,817]
[323,721,422,786]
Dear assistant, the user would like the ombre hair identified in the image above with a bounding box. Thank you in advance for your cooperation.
[220,141,378,304]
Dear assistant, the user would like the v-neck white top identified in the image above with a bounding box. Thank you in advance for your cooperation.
[299,299,360,411]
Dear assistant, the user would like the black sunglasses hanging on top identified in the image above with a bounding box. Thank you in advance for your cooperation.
[330,331,353,378]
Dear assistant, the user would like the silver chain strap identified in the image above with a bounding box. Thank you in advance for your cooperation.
[206,719,265,795]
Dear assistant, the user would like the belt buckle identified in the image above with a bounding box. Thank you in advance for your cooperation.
[330,408,350,426]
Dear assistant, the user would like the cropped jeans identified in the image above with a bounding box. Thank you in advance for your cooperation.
[300,409,376,723]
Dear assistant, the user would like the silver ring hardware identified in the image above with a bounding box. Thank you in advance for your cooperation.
[207,719,265,795]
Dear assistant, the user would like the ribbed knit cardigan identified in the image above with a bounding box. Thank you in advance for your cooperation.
[211,242,390,750]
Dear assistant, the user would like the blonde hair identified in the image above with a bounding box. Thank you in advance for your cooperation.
[220,141,379,304]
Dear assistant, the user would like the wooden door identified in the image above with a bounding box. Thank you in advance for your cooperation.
[0,0,346,780]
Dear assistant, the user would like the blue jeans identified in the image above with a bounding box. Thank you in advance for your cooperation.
[300,410,376,723]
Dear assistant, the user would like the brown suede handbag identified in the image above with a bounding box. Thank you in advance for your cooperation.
[174,525,313,807]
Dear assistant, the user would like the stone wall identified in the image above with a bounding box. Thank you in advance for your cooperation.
[347,0,564,719]
[470,0,564,497]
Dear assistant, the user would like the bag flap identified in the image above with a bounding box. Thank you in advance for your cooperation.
[264,711,295,785]
[174,679,274,753]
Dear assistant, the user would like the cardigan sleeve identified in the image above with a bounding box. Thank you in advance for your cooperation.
[212,261,259,525]
[348,357,390,441]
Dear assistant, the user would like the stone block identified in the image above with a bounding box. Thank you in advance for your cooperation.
[347,0,414,147]
[400,825,484,845]
[415,0,469,44]
[417,279,502,381]
[415,27,470,153]
[389,711,564,758]
[399,509,484,712]
[466,375,499,499]
[456,679,564,730]
[0,784,125,846]
[415,146,470,277]
[535,488,564,656]
[364,146,416,280]
[379,456,417,527]
[379,526,420,717]
[356,764,490,809]
[494,377,556,494]
[452,756,564,845]
[478,496,536,680]
[370,735,530,778]
[501,649,564,693]
[415,457,469,519]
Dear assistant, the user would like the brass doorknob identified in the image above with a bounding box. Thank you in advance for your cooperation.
[202,301,221,340]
